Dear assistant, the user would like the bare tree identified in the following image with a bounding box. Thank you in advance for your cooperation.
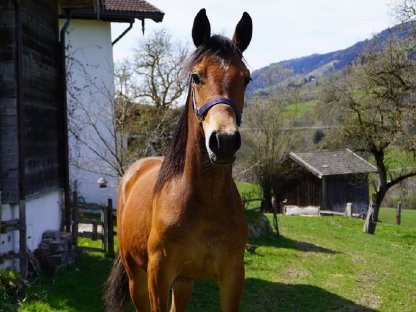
[131,29,189,108]
[243,86,297,212]
[392,0,416,23]
[67,30,188,180]
[322,36,416,234]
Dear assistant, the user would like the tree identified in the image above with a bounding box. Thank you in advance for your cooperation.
[393,0,416,24]
[131,29,189,108]
[113,29,188,158]
[322,36,416,234]
[67,29,189,180]
[243,87,297,213]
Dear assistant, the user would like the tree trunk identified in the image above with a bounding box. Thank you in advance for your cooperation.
[261,187,273,212]
[363,192,383,234]
[272,191,283,214]
[364,150,388,234]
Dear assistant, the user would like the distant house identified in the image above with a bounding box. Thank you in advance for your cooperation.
[282,150,377,215]
[59,1,163,205]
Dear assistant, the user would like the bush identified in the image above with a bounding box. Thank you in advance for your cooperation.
[0,270,27,311]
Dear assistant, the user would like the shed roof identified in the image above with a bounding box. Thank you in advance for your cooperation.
[288,149,377,178]
[65,0,164,23]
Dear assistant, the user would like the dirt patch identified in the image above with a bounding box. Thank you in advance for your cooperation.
[281,267,309,280]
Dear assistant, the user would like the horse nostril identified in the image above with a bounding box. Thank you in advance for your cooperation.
[208,131,241,157]
[209,131,220,154]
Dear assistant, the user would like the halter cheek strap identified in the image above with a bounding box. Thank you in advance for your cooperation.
[192,88,242,126]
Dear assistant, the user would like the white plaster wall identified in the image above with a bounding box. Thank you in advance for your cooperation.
[61,19,118,205]
[0,190,62,270]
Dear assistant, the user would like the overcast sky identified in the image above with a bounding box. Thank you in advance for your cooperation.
[111,0,394,71]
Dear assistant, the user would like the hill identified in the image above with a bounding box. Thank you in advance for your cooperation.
[248,22,413,96]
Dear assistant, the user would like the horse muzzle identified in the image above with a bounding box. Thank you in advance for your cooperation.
[207,130,241,165]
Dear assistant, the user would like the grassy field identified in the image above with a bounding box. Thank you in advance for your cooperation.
[378,206,416,227]
[2,207,415,312]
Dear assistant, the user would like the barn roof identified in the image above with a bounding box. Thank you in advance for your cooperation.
[288,149,377,178]
[64,0,164,23]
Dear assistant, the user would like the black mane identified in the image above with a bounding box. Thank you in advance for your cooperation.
[153,35,243,194]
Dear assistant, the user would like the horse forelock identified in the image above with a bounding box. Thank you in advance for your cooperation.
[153,35,245,196]
[182,35,246,76]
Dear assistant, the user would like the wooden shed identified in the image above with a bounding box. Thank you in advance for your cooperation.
[282,150,377,215]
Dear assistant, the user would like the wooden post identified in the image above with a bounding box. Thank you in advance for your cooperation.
[396,201,402,225]
[92,221,97,240]
[345,203,352,217]
[71,192,78,248]
[107,198,114,257]
[103,203,108,254]
[0,191,2,234]
[321,177,327,211]
[19,200,27,277]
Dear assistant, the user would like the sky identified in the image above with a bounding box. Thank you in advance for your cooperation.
[111,0,394,71]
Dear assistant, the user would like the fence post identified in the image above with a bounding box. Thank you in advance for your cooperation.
[107,198,114,257]
[103,203,108,254]
[396,201,402,225]
[72,192,78,249]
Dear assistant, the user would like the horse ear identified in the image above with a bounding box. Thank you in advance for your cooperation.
[192,9,211,47]
[232,12,252,52]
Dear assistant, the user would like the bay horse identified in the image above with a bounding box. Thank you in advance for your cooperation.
[105,8,252,312]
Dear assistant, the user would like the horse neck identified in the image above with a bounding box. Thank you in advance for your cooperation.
[182,103,234,199]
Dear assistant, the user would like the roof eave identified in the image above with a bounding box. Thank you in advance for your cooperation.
[289,152,323,179]
[60,11,164,23]
[345,148,378,172]
[320,169,378,177]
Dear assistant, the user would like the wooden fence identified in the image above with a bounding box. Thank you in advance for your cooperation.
[71,192,115,257]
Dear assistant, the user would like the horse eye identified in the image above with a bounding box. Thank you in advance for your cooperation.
[244,76,252,87]
[192,73,201,85]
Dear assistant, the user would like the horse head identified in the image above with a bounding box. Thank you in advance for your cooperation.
[190,9,252,165]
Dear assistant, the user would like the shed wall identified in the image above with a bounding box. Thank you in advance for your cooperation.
[0,0,19,203]
[0,0,62,204]
[285,172,321,207]
[22,0,62,198]
[324,175,369,214]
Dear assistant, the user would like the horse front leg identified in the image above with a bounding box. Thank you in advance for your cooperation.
[170,280,193,312]
[218,262,245,312]
[147,254,175,312]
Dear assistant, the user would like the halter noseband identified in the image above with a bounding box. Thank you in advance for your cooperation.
[192,88,242,126]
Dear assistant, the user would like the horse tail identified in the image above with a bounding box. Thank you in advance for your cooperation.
[104,253,129,312]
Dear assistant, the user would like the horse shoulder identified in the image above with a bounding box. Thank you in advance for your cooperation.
[119,157,163,207]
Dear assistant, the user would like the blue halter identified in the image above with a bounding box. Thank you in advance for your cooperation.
[191,88,242,126]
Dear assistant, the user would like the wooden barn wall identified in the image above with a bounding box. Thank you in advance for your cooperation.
[0,0,62,204]
[324,174,369,213]
[22,1,62,197]
[285,171,321,207]
[0,1,19,204]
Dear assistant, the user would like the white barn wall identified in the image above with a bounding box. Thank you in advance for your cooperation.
[0,190,62,270]
[62,19,118,205]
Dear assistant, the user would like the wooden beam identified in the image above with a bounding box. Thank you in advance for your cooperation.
[0,219,20,233]
[59,0,95,9]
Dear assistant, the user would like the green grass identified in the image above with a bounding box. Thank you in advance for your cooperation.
[236,181,262,199]
[282,100,318,119]
[379,207,416,228]
[236,181,263,209]
[3,209,416,311]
